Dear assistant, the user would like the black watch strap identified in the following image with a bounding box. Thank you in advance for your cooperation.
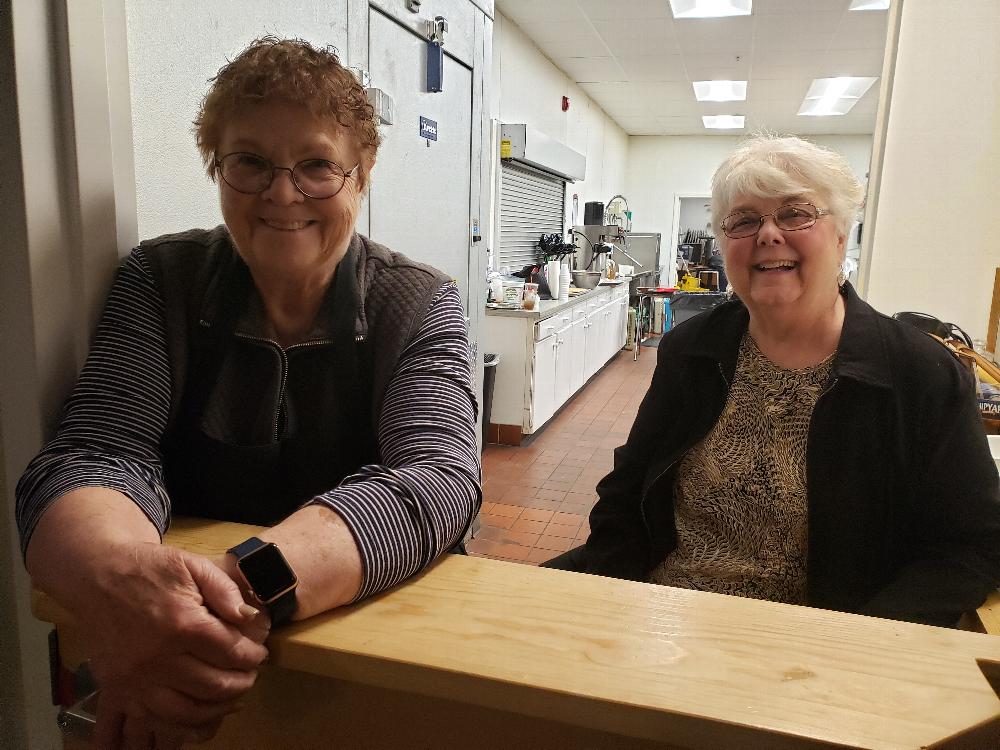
[227,537,298,626]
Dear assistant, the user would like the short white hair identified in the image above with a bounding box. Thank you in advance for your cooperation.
[711,135,864,241]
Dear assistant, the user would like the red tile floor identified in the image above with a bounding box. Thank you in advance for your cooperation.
[469,342,658,564]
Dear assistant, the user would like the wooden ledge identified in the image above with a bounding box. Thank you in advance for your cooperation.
[34,518,1000,749]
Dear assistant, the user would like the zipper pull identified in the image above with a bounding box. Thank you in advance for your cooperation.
[355,334,365,343]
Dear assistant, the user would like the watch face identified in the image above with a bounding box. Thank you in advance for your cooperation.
[238,544,297,602]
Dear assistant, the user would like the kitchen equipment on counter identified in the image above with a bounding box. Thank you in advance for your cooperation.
[571,225,621,274]
[571,270,602,290]
[583,201,604,225]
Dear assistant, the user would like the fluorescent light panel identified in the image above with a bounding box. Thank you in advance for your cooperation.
[849,0,890,10]
[798,76,877,116]
[703,115,745,129]
[693,80,747,102]
[669,0,752,19]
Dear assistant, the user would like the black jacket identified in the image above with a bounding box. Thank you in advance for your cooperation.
[580,284,1000,626]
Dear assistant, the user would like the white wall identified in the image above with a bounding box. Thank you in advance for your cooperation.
[125,0,350,240]
[2,0,135,745]
[865,0,999,340]
[679,197,712,236]
[492,12,629,235]
[626,134,874,254]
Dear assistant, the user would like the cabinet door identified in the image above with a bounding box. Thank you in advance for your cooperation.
[568,316,587,395]
[614,297,628,352]
[583,310,603,382]
[551,314,573,409]
[553,328,572,410]
[531,335,558,431]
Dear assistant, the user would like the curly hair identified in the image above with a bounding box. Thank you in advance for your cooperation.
[194,36,380,189]
[711,134,864,242]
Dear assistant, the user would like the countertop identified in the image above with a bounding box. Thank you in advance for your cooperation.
[485,278,626,321]
[34,517,1000,749]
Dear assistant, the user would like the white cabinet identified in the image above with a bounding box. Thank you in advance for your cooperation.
[531,332,559,432]
[567,315,587,396]
[484,283,631,440]
[553,325,574,413]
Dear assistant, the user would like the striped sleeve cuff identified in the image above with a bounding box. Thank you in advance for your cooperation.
[313,462,480,600]
[16,451,171,557]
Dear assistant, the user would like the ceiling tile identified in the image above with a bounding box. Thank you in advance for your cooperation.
[753,48,819,67]
[578,0,674,21]
[820,48,886,77]
[614,116,669,135]
[829,13,889,50]
[633,81,696,102]
[683,51,753,80]
[616,55,688,82]
[578,81,641,99]
[529,19,607,45]
[552,56,628,82]
[503,0,886,136]
[657,117,705,134]
[495,0,582,22]
[752,63,824,80]
[646,99,704,116]
[672,16,756,54]
[598,18,679,56]
[749,78,810,101]
[755,0,849,14]
[755,29,836,52]
[536,36,611,58]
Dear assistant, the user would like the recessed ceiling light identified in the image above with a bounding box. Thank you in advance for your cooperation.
[693,80,747,102]
[703,115,745,129]
[849,0,890,10]
[798,76,877,116]
[669,0,752,19]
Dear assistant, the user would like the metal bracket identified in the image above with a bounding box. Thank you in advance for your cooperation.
[406,0,422,12]
[427,15,448,46]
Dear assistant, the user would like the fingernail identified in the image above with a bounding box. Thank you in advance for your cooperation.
[238,603,260,618]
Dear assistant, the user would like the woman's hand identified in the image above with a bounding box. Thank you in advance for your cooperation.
[84,542,268,746]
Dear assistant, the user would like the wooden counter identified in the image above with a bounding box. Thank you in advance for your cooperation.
[36,518,1000,749]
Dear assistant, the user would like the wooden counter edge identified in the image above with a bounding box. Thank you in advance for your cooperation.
[31,517,1000,750]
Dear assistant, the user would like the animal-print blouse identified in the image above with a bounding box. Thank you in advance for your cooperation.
[649,333,834,605]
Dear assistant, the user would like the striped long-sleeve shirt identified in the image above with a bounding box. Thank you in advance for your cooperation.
[16,247,482,601]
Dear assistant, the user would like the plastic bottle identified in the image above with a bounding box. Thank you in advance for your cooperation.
[488,274,503,303]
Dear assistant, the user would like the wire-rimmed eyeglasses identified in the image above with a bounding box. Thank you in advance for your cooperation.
[721,202,832,239]
[214,152,358,199]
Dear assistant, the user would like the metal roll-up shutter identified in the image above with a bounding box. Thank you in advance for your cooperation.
[498,162,565,271]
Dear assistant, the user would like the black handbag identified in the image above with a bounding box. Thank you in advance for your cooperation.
[892,311,974,348]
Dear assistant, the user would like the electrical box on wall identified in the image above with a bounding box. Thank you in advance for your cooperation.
[366,88,394,125]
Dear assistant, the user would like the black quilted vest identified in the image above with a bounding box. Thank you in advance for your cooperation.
[141,226,450,525]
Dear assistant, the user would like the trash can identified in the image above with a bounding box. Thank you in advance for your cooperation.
[482,353,500,447]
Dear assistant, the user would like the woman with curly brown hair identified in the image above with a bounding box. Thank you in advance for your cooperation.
[16,37,480,748]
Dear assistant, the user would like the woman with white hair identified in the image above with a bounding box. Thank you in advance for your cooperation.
[546,135,1000,627]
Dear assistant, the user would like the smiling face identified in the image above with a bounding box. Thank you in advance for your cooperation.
[216,100,366,289]
[721,194,845,318]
